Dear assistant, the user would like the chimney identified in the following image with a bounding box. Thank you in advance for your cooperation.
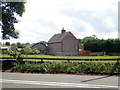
[61,27,66,33]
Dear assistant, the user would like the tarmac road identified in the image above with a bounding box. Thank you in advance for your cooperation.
[0,72,119,90]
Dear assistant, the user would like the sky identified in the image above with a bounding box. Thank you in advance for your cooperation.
[0,0,120,44]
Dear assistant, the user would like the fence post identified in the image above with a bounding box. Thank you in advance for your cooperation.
[67,59,70,63]
[116,58,120,64]
[41,58,44,63]
[17,56,23,64]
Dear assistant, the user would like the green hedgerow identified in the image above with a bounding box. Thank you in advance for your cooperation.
[12,62,120,75]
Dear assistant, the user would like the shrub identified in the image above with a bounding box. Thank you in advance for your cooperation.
[11,62,120,75]
[2,49,9,54]
[5,42,10,46]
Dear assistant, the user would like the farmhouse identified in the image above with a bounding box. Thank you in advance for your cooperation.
[30,43,47,53]
[47,28,80,56]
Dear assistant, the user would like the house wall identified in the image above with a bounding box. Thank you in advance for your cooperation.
[62,33,79,56]
[47,42,62,55]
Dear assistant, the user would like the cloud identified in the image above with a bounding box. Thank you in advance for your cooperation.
[60,6,118,33]
[1,0,119,43]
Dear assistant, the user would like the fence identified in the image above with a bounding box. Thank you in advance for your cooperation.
[1,57,120,63]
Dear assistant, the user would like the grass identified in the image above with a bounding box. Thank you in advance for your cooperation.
[1,54,119,58]
[0,54,119,63]
[22,54,119,59]
[0,45,11,47]
[23,59,118,63]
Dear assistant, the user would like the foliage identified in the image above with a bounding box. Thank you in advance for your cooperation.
[21,46,32,54]
[2,49,9,54]
[17,42,30,48]
[8,45,21,58]
[16,42,21,48]
[11,43,16,46]
[40,41,47,45]
[5,42,10,46]
[1,2,25,39]
[12,62,120,75]
[0,42,2,45]
[25,42,30,46]
[32,48,40,54]
[104,39,120,53]
[80,35,120,54]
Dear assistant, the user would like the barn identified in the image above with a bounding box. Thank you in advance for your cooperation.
[30,43,47,53]
[47,28,79,56]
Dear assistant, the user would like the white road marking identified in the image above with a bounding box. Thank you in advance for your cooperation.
[0,79,118,88]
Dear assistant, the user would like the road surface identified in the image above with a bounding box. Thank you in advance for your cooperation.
[0,72,119,90]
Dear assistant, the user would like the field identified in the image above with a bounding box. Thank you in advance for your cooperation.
[1,54,119,63]
[1,54,119,59]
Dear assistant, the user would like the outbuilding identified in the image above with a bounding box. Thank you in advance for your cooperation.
[47,28,80,56]
[30,43,47,53]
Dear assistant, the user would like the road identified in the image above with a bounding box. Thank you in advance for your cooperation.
[0,72,119,90]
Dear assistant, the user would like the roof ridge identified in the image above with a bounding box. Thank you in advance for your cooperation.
[48,32,70,43]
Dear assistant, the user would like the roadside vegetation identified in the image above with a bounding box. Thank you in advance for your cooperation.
[9,61,119,75]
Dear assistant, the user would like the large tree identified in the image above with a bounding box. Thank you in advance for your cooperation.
[0,2,25,39]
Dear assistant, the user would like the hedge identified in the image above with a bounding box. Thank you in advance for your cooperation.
[11,62,120,75]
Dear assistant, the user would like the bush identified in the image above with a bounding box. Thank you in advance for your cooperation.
[2,60,17,70]
[2,49,9,54]
[5,42,10,46]
[11,62,120,75]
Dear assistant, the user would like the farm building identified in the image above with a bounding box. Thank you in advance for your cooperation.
[47,28,81,56]
[0,47,9,50]
[30,43,47,53]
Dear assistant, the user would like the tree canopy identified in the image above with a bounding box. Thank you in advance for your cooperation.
[40,41,47,45]
[80,35,120,54]
[1,2,25,39]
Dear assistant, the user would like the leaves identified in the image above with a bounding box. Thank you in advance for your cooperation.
[80,35,120,53]
[1,2,25,39]
[8,44,21,58]
[12,62,120,75]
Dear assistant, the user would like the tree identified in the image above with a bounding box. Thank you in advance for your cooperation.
[81,35,105,52]
[1,2,25,39]
[22,46,32,54]
[11,43,16,46]
[80,35,99,51]
[0,42,2,45]
[17,42,22,48]
[40,41,47,45]
[9,44,20,58]
[5,41,10,46]
[80,35,120,55]
[32,48,40,54]
[104,39,120,53]
[80,35,97,45]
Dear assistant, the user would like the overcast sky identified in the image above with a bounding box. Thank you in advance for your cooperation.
[1,0,119,44]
